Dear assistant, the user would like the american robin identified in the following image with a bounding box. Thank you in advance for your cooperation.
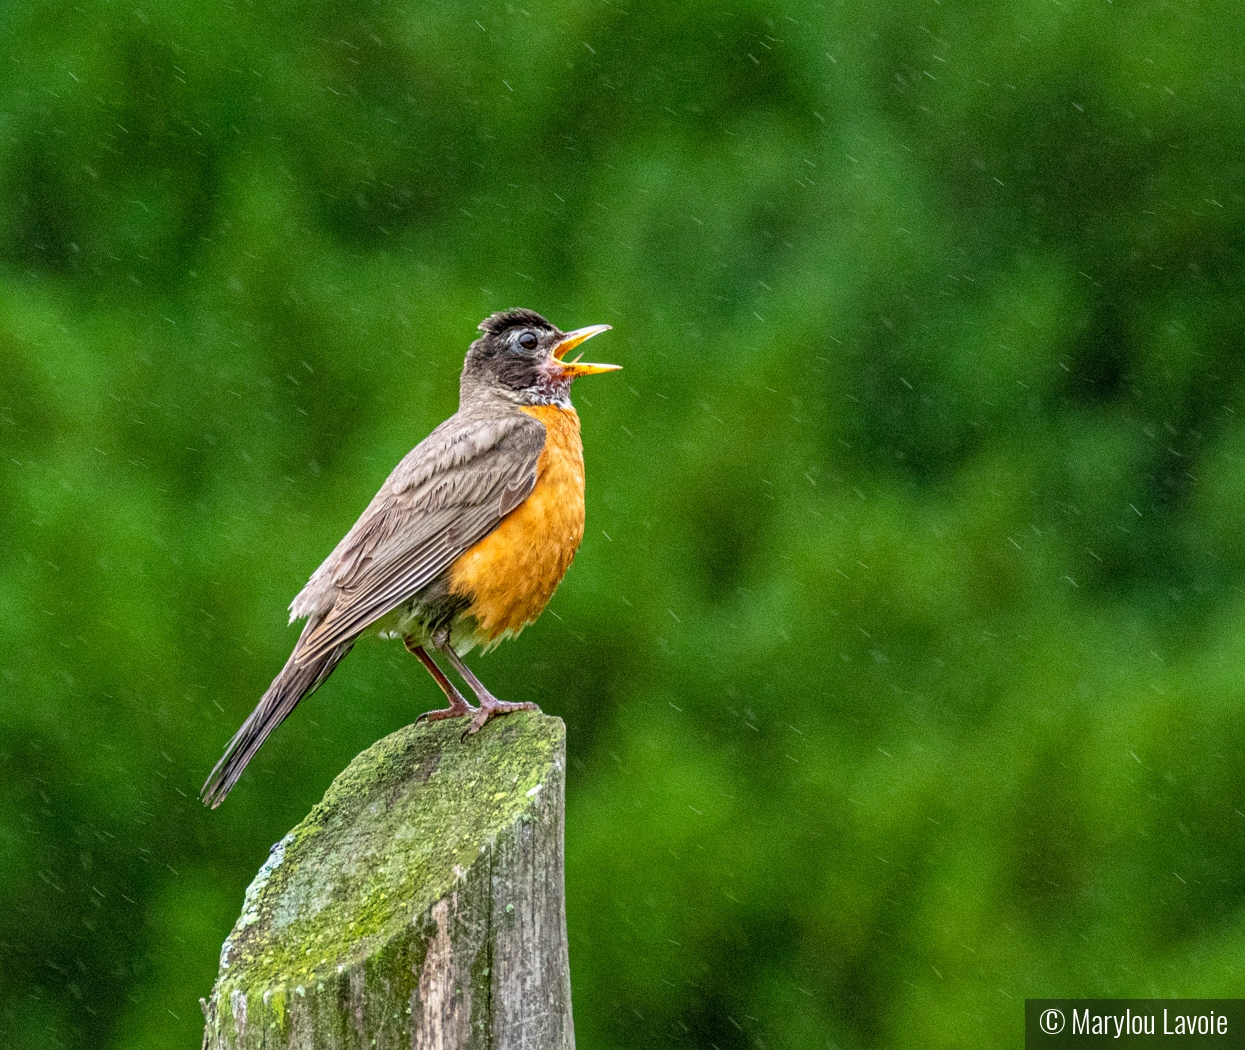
[201,309,617,807]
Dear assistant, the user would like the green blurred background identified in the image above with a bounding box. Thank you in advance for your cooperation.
[3,0,1244,1046]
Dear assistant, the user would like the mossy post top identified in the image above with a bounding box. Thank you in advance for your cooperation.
[212,712,566,999]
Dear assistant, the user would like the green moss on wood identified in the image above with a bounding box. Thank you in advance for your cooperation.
[209,712,564,1032]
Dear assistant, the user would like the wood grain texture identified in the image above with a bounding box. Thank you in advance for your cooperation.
[201,714,573,1050]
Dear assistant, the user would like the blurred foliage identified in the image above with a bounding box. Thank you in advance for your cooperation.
[2,0,1245,1047]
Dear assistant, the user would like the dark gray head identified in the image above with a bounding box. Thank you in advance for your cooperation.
[461,308,617,407]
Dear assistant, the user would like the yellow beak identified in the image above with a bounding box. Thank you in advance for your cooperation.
[552,324,620,376]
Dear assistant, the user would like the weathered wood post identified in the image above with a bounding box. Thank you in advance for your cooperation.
[201,713,573,1049]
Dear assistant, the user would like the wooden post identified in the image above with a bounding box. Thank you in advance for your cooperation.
[201,713,573,1050]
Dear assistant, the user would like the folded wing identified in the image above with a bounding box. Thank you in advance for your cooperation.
[295,410,546,663]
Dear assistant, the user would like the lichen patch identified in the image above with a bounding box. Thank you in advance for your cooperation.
[210,713,562,1001]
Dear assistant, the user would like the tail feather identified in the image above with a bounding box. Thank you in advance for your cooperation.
[201,623,353,808]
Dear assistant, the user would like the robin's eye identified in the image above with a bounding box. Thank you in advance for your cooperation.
[518,331,538,351]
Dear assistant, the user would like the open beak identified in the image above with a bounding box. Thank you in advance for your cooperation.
[552,324,620,377]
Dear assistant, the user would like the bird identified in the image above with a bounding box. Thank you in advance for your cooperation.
[201,308,618,808]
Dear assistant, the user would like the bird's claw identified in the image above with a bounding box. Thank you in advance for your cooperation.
[460,699,541,741]
[417,703,478,725]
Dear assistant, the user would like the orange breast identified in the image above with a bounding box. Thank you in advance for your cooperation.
[448,404,586,646]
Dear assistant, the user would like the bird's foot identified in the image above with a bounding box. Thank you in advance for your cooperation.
[416,698,478,725]
[462,697,541,739]
[407,638,477,725]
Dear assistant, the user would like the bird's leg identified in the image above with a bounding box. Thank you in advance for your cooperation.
[431,630,540,737]
[404,637,477,723]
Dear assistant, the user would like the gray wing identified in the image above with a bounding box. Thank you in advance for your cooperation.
[292,409,546,664]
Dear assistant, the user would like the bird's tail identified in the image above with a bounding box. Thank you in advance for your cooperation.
[201,622,353,808]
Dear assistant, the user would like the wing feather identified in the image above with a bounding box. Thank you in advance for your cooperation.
[294,409,545,663]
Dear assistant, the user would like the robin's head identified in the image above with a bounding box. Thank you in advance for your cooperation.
[461,308,618,406]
